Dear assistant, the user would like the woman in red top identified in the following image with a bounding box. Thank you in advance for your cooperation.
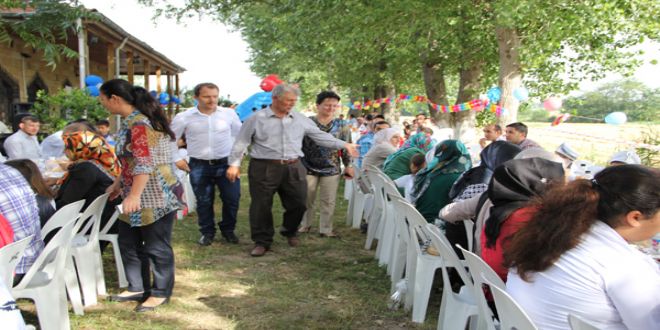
[481,158,565,281]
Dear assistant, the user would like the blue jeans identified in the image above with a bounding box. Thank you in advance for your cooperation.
[189,158,241,237]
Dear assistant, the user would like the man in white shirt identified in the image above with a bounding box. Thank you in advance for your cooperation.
[3,115,41,160]
[171,83,242,246]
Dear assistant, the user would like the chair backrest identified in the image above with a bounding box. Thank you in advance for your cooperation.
[567,314,599,330]
[426,225,473,287]
[40,200,85,241]
[482,274,538,330]
[378,173,402,200]
[457,244,503,330]
[0,235,33,286]
[14,219,77,290]
[100,210,119,235]
[75,193,110,243]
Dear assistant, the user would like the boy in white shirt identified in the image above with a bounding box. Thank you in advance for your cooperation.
[394,153,426,202]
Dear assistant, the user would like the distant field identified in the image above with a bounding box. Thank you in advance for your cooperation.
[525,122,658,165]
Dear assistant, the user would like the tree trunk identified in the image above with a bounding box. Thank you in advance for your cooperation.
[454,60,483,143]
[422,61,449,127]
[496,26,522,125]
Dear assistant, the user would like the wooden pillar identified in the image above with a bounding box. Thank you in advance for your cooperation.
[143,59,150,90]
[175,74,180,112]
[155,66,162,93]
[166,73,173,117]
[126,50,134,84]
[106,42,115,80]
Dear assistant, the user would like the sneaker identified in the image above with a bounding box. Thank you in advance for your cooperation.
[222,232,239,244]
[198,234,213,246]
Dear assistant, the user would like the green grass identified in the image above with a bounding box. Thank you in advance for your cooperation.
[19,173,438,329]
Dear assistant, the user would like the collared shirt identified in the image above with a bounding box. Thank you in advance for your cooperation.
[171,106,242,160]
[229,107,346,166]
[518,138,542,150]
[40,130,64,159]
[0,164,44,274]
[3,130,41,160]
[507,221,660,330]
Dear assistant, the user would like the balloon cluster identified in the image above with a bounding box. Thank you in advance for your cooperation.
[149,90,181,106]
[84,75,103,96]
[260,74,283,92]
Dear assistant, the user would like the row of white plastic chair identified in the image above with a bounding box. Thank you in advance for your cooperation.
[345,166,599,330]
[0,193,126,330]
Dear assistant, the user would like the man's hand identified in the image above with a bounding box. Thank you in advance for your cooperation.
[343,166,355,179]
[479,137,488,149]
[226,165,241,182]
[175,159,190,172]
[344,143,359,157]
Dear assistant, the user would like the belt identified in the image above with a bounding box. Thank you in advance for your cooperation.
[190,157,228,165]
[253,158,300,165]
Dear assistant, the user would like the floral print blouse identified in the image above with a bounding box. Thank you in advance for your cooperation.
[115,110,185,227]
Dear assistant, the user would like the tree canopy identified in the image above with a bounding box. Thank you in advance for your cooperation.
[141,0,658,126]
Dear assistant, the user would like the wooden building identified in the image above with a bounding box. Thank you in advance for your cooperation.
[0,8,185,128]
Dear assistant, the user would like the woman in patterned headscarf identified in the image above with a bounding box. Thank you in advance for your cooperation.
[410,140,472,223]
[56,123,122,244]
[383,132,435,181]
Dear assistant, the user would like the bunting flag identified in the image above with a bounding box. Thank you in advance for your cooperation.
[349,93,507,116]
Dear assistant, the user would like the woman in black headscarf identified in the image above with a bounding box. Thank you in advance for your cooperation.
[481,157,565,281]
[443,141,522,251]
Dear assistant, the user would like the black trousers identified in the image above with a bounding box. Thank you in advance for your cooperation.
[118,212,175,298]
[247,159,307,248]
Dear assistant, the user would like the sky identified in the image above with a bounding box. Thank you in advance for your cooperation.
[80,1,659,102]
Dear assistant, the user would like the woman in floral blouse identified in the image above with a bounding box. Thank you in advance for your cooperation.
[100,79,184,312]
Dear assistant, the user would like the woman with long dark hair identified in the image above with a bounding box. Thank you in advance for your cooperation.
[4,159,56,226]
[100,79,184,312]
[504,165,660,329]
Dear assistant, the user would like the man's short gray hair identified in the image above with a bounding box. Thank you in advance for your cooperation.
[272,84,301,98]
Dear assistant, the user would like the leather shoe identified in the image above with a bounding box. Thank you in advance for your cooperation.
[135,297,169,313]
[198,234,213,246]
[287,236,300,247]
[222,232,239,244]
[109,292,145,302]
[250,245,268,257]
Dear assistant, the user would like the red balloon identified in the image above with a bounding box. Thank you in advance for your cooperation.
[260,74,283,92]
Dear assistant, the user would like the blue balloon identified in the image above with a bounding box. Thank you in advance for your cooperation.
[158,92,170,105]
[513,87,529,101]
[86,85,100,97]
[84,75,103,87]
[604,112,627,125]
[235,92,273,121]
[487,87,501,103]
[172,97,181,105]
[150,90,158,98]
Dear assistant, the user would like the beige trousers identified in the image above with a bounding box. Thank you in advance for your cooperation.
[301,174,341,234]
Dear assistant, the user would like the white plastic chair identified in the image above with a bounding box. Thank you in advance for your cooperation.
[390,198,445,322]
[98,209,128,288]
[0,235,33,286]
[427,226,479,330]
[387,194,409,291]
[40,200,85,316]
[457,245,504,330]
[364,168,385,251]
[12,219,77,330]
[463,220,474,252]
[568,314,599,330]
[347,167,369,229]
[482,274,538,330]
[70,193,109,307]
[378,174,404,270]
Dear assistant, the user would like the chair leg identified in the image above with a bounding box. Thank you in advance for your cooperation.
[73,249,98,307]
[33,281,71,330]
[352,194,366,229]
[64,257,84,315]
[93,244,107,296]
[411,258,436,323]
[110,237,128,288]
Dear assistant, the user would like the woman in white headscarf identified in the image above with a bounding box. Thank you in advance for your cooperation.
[362,127,401,169]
